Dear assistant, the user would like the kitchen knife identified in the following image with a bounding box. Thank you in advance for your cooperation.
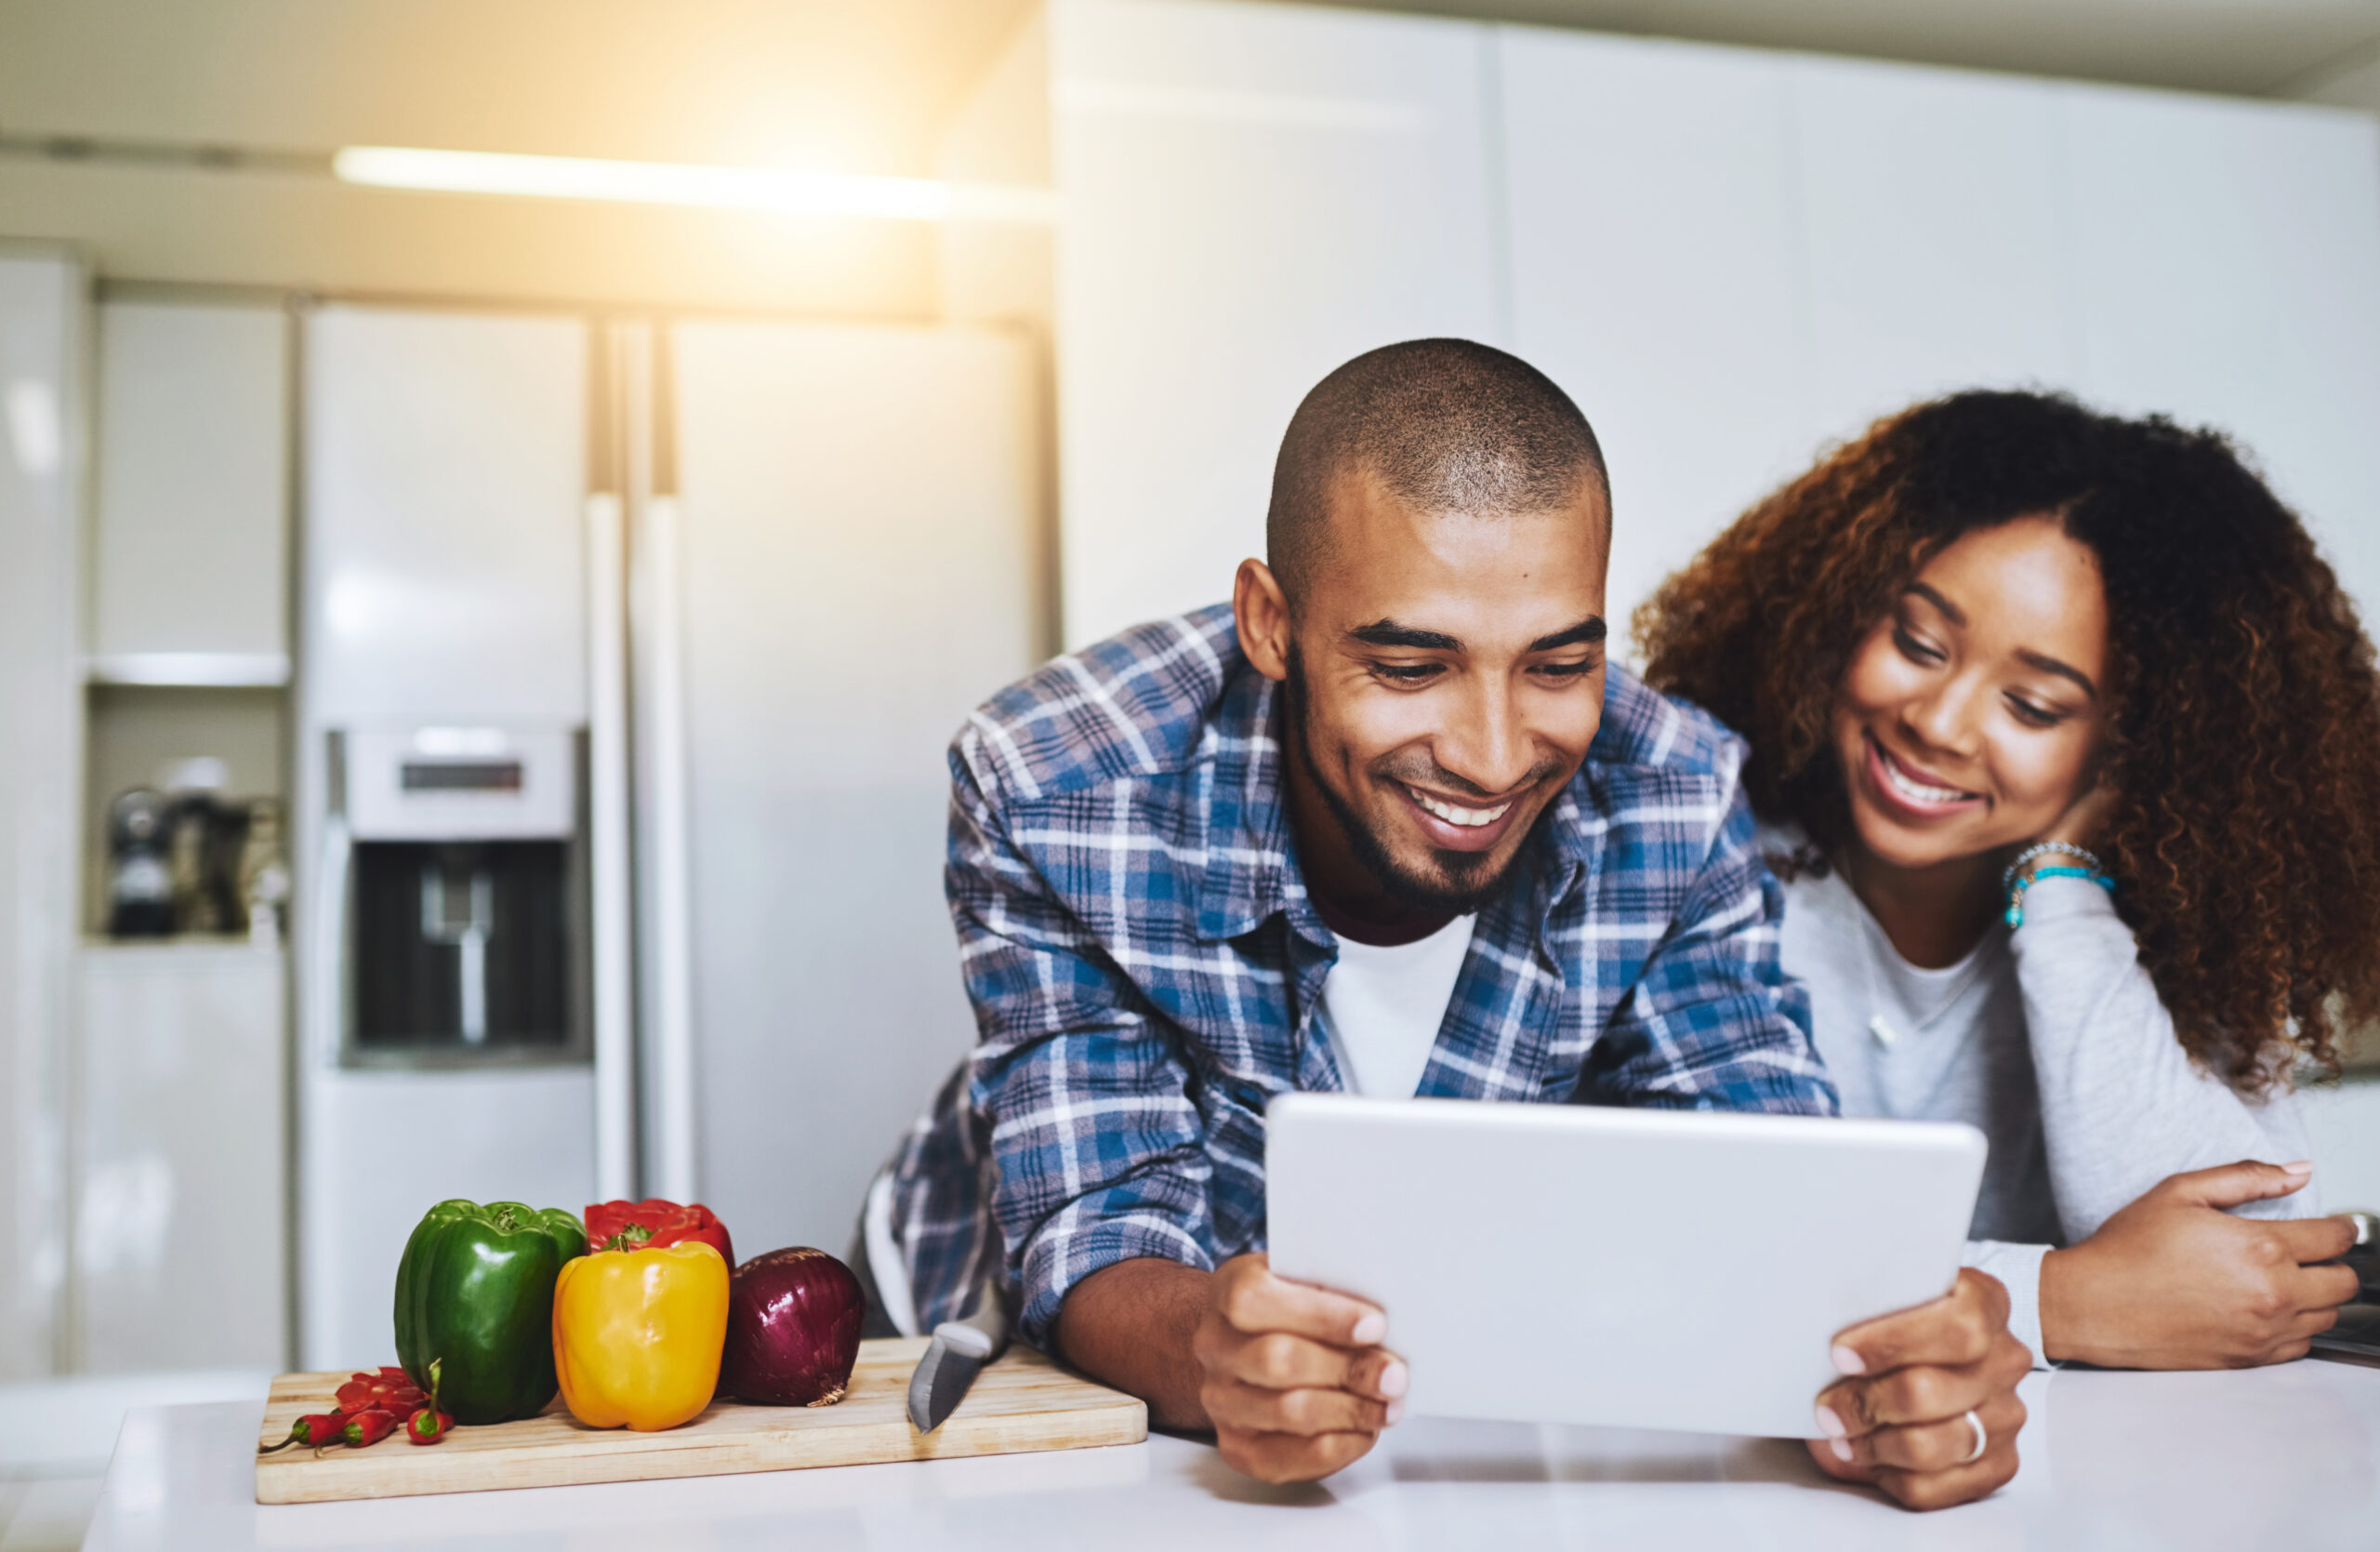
[906,1282,1009,1434]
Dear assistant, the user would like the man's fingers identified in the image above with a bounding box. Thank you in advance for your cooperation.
[1203,1376,1395,1436]
[1831,1268,2006,1378]
[1217,1330,1409,1398]
[2272,1214,2360,1267]
[2162,1159,2314,1212]
[1818,1333,2031,1437]
[1217,1426,1379,1485]
[1216,1254,1386,1346]
[1842,1391,2026,1475]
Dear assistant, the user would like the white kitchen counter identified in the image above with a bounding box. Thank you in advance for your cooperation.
[83,1360,2380,1551]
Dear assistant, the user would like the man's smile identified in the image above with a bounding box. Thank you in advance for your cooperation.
[1395,780,1528,853]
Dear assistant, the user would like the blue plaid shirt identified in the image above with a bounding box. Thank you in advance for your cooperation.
[884,604,1836,1349]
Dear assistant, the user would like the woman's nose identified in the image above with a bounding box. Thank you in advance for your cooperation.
[1905,678,1982,757]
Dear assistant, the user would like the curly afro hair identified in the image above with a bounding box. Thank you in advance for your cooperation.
[1636,390,2380,1091]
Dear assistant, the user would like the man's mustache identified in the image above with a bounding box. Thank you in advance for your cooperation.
[1369,750,1567,801]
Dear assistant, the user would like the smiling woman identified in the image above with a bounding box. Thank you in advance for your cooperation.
[1638,390,2380,1373]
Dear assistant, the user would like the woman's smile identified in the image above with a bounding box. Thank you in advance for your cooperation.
[1861,731,1985,820]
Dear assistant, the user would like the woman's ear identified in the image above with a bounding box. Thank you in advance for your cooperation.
[1234,559,1294,683]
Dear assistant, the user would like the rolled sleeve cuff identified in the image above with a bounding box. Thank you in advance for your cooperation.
[1963,1240,2055,1370]
[1017,1207,1216,1355]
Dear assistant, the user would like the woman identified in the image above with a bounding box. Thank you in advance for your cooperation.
[1638,390,2373,1369]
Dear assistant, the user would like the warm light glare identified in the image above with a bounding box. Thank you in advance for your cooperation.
[332,146,1058,224]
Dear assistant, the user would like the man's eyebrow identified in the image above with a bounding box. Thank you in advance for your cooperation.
[1348,619,1461,651]
[1906,582,1967,627]
[1528,617,1606,653]
[2016,649,2099,700]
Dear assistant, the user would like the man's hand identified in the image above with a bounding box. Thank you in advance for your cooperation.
[1195,1253,1406,1483]
[2041,1161,2360,1369]
[1805,1268,2030,1511]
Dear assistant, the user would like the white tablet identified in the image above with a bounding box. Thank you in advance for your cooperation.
[1265,1094,1987,1439]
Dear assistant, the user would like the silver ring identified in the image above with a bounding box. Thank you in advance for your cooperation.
[1958,1409,1987,1466]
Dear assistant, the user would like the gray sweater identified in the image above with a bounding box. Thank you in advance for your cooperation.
[1777,856,2315,1366]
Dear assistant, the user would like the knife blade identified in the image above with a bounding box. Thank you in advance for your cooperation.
[906,1283,1009,1435]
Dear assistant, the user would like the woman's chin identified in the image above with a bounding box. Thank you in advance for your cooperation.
[1848,807,1991,874]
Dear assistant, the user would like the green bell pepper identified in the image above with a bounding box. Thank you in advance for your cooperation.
[392,1199,588,1425]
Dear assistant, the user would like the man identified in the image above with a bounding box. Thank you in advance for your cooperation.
[874,340,2029,1508]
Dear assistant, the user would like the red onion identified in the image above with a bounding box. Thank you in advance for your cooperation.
[721,1247,864,1407]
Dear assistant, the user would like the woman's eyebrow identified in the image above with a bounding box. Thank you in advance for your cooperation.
[2016,649,2098,701]
[1906,582,1965,626]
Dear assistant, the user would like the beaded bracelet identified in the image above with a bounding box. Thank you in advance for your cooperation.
[2002,841,2106,892]
[2004,864,2115,929]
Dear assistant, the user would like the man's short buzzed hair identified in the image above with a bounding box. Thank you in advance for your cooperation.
[1265,338,1609,603]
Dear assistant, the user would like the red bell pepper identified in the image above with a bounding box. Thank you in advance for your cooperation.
[585,1200,734,1267]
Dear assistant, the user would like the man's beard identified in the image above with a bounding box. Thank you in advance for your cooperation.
[1283,649,1539,918]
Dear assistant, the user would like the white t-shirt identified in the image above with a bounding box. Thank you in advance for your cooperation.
[1318,914,1477,1097]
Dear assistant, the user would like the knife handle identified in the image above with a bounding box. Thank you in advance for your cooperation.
[935,1278,1010,1360]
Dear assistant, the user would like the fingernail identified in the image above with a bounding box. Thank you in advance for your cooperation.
[1378,1360,1408,1399]
[1352,1313,1386,1346]
[1831,1345,1866,1376]
[1384,1399,1406,1426]
[2282,1161,2314,1174]
[1814,1404,1846,1439]
[1830,1438,1853,1463]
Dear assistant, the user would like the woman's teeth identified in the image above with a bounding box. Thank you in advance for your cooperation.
[1408,787,1513,828]
[1879,750,1975,805]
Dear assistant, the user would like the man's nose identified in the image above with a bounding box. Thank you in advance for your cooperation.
[1438,680,1537,796]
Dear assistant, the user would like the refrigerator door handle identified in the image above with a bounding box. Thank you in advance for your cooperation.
[311,814,351,1066]
[641,492,700,1203]
[588,491,636,1201]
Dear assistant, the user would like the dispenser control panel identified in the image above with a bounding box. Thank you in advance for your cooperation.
[347,726,575,840]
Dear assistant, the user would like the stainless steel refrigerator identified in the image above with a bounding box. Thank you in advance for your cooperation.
[295,304,1043,1368]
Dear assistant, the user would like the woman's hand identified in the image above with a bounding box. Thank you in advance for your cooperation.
[1805,1268,2030,1511]
[2039,1161,2362,1369]
[2033,778,2118,856]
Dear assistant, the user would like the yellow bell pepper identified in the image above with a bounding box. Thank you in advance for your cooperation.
[551,1240,729,1431]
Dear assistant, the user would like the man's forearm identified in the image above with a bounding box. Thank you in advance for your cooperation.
[1052,1257,1212,1432]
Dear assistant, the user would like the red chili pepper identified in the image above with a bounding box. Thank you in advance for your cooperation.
[406,1357,455,1445]
[336,1366,427,1416]
[258,1413,345,1454]
[585,1200,734,1267]
[322,1409,399,1453]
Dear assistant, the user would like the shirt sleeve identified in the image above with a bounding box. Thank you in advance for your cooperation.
[1964,1240,2054,1370]
[1579,778,1840,1116]
[2012,875,2319,1242]
[945,742,1218,1353]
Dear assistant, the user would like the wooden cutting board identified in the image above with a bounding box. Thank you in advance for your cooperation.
[254,1336,1147,1505]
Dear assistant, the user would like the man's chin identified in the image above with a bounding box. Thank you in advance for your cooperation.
[1369,841,1524,917]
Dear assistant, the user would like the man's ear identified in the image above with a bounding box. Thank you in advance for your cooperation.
[1234,559,1293,683]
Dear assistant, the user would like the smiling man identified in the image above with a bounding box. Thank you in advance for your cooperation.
[874,340,2029,1508]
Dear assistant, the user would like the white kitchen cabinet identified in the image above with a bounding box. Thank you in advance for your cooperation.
[2059,86,2380,616]
[664,320,1042,1257]
[1786,56,2077,445]
[90,302,289,687]
[1499,29,1806,651]
[1049,0,1504,646]
[72,943,284,1373]
[0,248,86,1385]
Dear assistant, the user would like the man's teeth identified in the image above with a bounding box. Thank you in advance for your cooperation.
[1408,788,1514,828]
[1880,753,1973,805]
